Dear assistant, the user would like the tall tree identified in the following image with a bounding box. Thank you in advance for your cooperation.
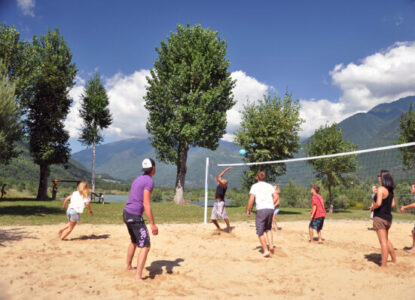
[398,103,415,169]
[234,92,303,188]
[27,29,77,200]
[305,123,358,213]
[0,23,35,106]
[79,72,112,195]
[145,24,235,204]
[0,59,23,165]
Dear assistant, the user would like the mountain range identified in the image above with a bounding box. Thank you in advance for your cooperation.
[72,96,415,188]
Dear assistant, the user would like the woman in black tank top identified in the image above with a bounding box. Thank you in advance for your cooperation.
[369,170,396,268]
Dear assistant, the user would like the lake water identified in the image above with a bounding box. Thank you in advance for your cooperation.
[102,194,233,207]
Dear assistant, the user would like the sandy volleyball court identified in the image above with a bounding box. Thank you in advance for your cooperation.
[1,220,415,299]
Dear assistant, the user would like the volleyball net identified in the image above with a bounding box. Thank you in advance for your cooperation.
[202,142,415,221]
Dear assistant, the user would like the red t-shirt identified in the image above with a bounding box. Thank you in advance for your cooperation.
[311,194,326,218]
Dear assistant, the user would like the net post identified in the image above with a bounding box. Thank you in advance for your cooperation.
[204,157,209,224]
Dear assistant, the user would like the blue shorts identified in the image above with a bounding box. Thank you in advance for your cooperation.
[309,217,325,231]
[66,208,80,222]
[123,210,150,248]
[412,226,415,233]
[273,206,280,215]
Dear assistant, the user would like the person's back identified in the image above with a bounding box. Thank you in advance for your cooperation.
[250,181,275,210]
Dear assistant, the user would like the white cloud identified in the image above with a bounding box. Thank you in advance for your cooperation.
[17,0,35,17]
[223,71,269,141]
[299,41,415,137]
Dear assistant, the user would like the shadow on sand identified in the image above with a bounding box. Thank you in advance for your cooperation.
[364,253,381,266]
[0,228,38,247]
[68,234,110,241]
[145,258,184,279]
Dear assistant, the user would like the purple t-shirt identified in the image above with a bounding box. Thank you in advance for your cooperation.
[124,175,154,215]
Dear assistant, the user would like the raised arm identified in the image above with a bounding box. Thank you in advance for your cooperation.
[215,167,232,187]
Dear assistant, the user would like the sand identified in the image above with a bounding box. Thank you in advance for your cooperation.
[1,220,415,299]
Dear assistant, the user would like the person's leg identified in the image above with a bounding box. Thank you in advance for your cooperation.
[386,230,396,263]
[265,230,274,253]
[272,214,277,232]
[258,234,270,257]
[60,221,77,240]
[375,229,389,268]
[211,219,221,230]
[224,218,232,233]
[126,242,137,270]
[309,227,314,243]
[58,222,71,237]
[317,229,323,243]
[411,231,415,252]
[135,246,151,281]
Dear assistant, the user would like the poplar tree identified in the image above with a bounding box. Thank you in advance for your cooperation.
[0,59,23,165]
[305,123,358,213]
[235,92,303,188]
[27,29,76,200]
[398,104,415,169]
[79,72,112,195]
[145,24,235,204]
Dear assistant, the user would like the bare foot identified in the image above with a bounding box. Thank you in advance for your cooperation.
[410,247,415,253]
[126,266,133,271]
[263,251,271,257]
[58,229,63,237]
[135,276,144,281]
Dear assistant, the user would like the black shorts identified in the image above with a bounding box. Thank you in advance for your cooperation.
[255,209,274,236]
[123,209,150,248]
[309,217,325,231]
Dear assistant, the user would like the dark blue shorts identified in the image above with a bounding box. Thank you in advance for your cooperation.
[309,217,325,231]
[123,209,150,248]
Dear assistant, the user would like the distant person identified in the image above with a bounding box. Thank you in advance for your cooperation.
[123,158,158,281]
[211,167,232,233]
[1,184,6,199]
[369,170,396,268]
[246,171,278,257]
[309,185,326,244]
[400,183,415,253]
[272,185,280,232]
[58,181,93,240]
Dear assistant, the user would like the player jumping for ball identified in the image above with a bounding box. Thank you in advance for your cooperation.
[211,167,232,233]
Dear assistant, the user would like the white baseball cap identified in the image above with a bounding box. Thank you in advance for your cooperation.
[142,158,155,170]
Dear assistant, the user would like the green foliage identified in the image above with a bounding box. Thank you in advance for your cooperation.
[280,180,309,208]
[0,59,23,164]
[398,103,415,169]
[79,72,112,146]
[0,23,34,104]
[145,24,235,202]
[152,188,163,202]
[235,92,304,188]
[305,123,359,211]
[26,28,77,199]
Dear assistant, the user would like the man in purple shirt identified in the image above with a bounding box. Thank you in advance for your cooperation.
[123,158,158,281]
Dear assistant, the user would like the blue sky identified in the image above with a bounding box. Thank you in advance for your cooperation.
[2,0,415,152]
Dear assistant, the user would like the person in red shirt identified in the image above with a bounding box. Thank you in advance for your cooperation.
[309,185,326,244]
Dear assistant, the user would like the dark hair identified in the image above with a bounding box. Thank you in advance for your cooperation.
[312,185,320,194]
[379,170,395,190]
[257,171,266,181]
[143,158,156,175]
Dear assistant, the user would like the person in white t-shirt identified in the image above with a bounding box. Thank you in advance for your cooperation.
[246,171,278,257]
[58,181,93,240]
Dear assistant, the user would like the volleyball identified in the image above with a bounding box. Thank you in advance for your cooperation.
[239,149,247,155]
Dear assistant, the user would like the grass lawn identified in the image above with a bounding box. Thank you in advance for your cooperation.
[0,198,414,226]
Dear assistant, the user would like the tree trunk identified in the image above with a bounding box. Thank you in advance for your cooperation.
[328,184,334,213]
[173,141,189,204]
[37,164,49,200]
[91,140,96,199]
